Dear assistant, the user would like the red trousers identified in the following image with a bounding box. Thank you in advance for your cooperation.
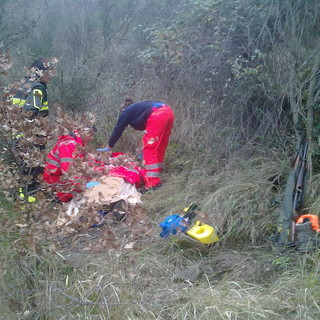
[142,105,174,187]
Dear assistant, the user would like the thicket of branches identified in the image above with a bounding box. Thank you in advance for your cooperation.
[1,1,320,318]
[6,1,319,158]
[0,0,319,240]
[1,0,319,153]
[0,0,319,229]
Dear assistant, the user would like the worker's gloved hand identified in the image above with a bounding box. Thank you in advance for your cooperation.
[86,181,101,188]
[136,151,143,160]
[97,146,111,152]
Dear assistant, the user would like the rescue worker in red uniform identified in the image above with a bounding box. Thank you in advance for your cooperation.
[43,126,96,202]
[98,100,175,191]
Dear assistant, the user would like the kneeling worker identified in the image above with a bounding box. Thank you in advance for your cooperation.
[43,125,96,202]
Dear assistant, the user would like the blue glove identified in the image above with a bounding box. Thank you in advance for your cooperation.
[159,215,188,238]
[97,147,111,152]
[86,181,101,188]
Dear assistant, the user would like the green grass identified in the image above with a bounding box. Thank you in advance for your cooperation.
[1,233,320,319]
[1,145,320,319]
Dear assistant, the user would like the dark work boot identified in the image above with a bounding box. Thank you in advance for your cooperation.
[111,200,127,222]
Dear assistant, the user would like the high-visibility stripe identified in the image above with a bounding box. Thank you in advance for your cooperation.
[48,156,73,167]
[121,166,139,174]
[33,89,43,99]
[146,171,160,177]
[47,139,77,168]
[31,99,41,109]
[60,157,74,163]
[12,132,25,138]
[51,150,59,159]
[41,101,48,111]
[57,140,76,147]
[47,158,60,166]
[32,89,42,110]
[145,163,163,170]
[19,188,36,203]
[11,98,26,106]
[28,195,36,203]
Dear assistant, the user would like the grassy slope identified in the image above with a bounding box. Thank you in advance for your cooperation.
[1,146,320,320]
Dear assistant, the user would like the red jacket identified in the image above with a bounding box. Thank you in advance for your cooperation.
[43,133,84,183]
[43,133,85,202]
[108,164,146,187]
[107,152,146,187]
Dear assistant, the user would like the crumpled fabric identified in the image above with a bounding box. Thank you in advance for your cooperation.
[55,176,142,227]
[108,165,145,187]
[84,176,141,206]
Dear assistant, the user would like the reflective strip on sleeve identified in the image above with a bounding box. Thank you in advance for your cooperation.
[47,158,60,166]
[60,157,74,163]
[41,101,49,111]
[53,150,59,158]
[48,139,77,167]
[33,89,43,97]
[146,171,160,178]
[145,163,163,170]
[11,97,26,106]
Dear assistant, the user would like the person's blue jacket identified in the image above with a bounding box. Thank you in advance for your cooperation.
[108,100,164,148]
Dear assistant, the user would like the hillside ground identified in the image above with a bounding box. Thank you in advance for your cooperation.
[1,156,320,320]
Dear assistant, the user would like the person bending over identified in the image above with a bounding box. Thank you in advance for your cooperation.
[98,99,174,192]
